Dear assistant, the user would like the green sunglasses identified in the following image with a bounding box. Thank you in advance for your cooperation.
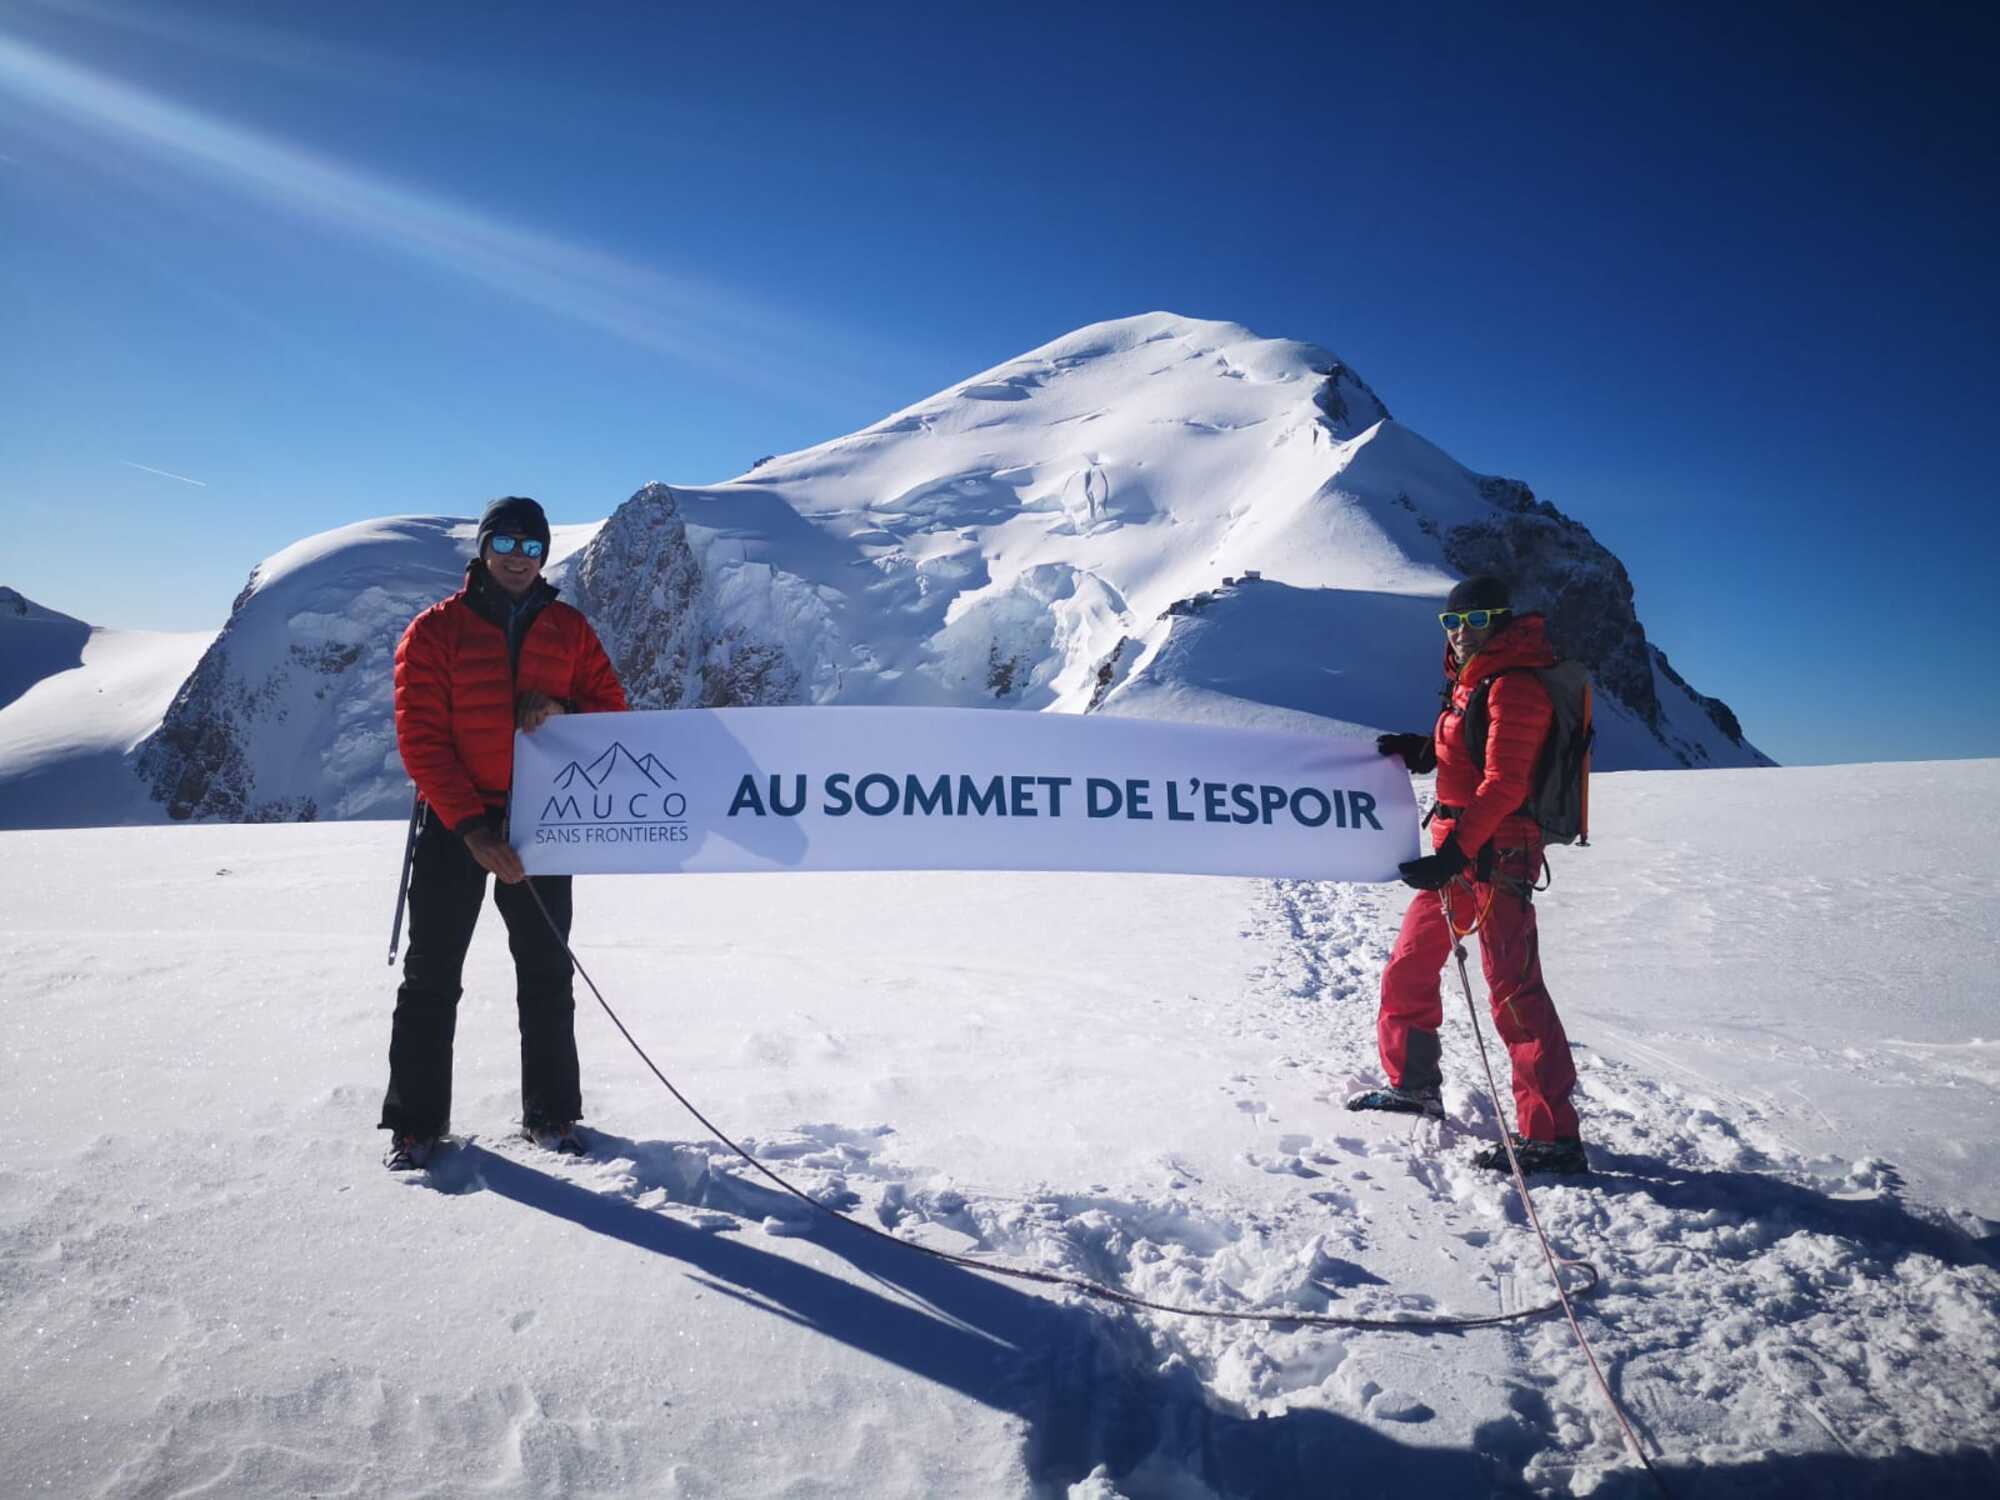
[1439,607,1508,631]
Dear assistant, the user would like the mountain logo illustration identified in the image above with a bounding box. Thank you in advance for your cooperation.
[551,742,678,791]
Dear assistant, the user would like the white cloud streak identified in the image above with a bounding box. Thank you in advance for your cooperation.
[0,31,896,407]
[121,461,207,487]
[20,0,461,103]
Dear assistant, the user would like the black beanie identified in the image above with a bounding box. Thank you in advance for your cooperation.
[476,495,551,553]
[1446,574,1512,613]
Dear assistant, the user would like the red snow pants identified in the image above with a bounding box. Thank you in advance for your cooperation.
[1378,843,1580,1141]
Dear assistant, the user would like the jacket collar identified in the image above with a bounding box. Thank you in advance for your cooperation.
[1446,612,1556,692]
[463,559,559,629]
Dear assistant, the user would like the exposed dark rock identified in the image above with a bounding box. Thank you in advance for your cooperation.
[986,642,1026,699]
[1086,636,1131,712]
[245,796,318,823]
[132,556,413,822]
[566,482,800,711]
[291,642,362,675]
[1655,646,1748,746]
[1474,475,1542,516]
[135,643,263,821]
[1161,591,1218,621]
[701,629,799,707]
[139,561,299,820]
[1310,360,1392,438]
[1446,480,1663,734]
[566,483,706,709]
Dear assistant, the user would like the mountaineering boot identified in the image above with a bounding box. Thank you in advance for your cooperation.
[523,1120,587,1157]
[1344,1083,1444,1119]
[385,1134,439,1172]
[1471,1135,1588,1175]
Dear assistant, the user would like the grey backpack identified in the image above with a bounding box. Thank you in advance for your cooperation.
[1462,661,1596,846]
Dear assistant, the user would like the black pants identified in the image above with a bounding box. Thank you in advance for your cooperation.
[379,813,579,1138]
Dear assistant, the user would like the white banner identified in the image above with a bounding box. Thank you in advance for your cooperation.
[510,707,1419,881]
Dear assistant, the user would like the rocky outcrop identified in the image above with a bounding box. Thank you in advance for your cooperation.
[565,484,708,709]
[1655,646,1748,746]
[1085,636,1132,712]
[1311,359,1392,438]
[129,520,458,825]
[1444,478,1756,764]
[700,628,799,707]
[135,592,273,822]
[124,488,807,828]
[565,484,801,710]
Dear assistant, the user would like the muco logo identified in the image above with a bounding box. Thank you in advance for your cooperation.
[535,742,691,846]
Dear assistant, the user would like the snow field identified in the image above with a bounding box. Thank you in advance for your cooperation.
[0,624,214,826]
[2,761,1997,1496]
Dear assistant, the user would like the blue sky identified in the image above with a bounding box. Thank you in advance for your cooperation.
[3,0,1994,766]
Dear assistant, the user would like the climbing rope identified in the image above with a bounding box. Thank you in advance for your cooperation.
[1445,878,1674,1497]
[524,879,1595,1334]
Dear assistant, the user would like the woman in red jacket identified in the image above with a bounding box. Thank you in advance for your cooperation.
[381,496,628,1171]
[1348,575,1585,1174]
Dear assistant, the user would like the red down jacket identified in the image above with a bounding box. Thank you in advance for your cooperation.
[394,568,627,834]
[1430,612,1556,859]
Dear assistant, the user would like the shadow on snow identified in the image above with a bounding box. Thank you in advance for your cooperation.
[1583,1148,1998,1272]
[432,1138,2000,1498]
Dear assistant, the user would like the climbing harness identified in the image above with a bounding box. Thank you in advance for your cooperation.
[522,880,1594,1334]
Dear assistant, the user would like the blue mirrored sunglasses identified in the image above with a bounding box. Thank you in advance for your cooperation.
[489,534,546,560]
[1438,607,1507,631]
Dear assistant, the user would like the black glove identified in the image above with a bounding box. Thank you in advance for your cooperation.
[1376,732,1437,774]
[1398,834,1468,891]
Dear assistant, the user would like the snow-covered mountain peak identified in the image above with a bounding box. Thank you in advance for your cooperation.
[748,312,1391,506]
[6,313,1768,827]
[2,587,95,725]
[0,584,213,826]
[924,310,1391,436]
[1,586,84,626]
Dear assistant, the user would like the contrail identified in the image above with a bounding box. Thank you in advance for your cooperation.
[122,461,207,487]
[0,31,904,409]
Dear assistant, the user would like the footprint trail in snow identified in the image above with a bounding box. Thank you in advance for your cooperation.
[616,874,2000,1495]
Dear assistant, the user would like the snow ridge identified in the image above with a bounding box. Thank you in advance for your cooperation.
[6,314,1768,828]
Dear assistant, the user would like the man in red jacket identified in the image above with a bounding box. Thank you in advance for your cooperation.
[1348,575,1585,1174]
[381,496,628,1171]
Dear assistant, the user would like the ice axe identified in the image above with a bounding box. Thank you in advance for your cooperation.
[386,789,425,965]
